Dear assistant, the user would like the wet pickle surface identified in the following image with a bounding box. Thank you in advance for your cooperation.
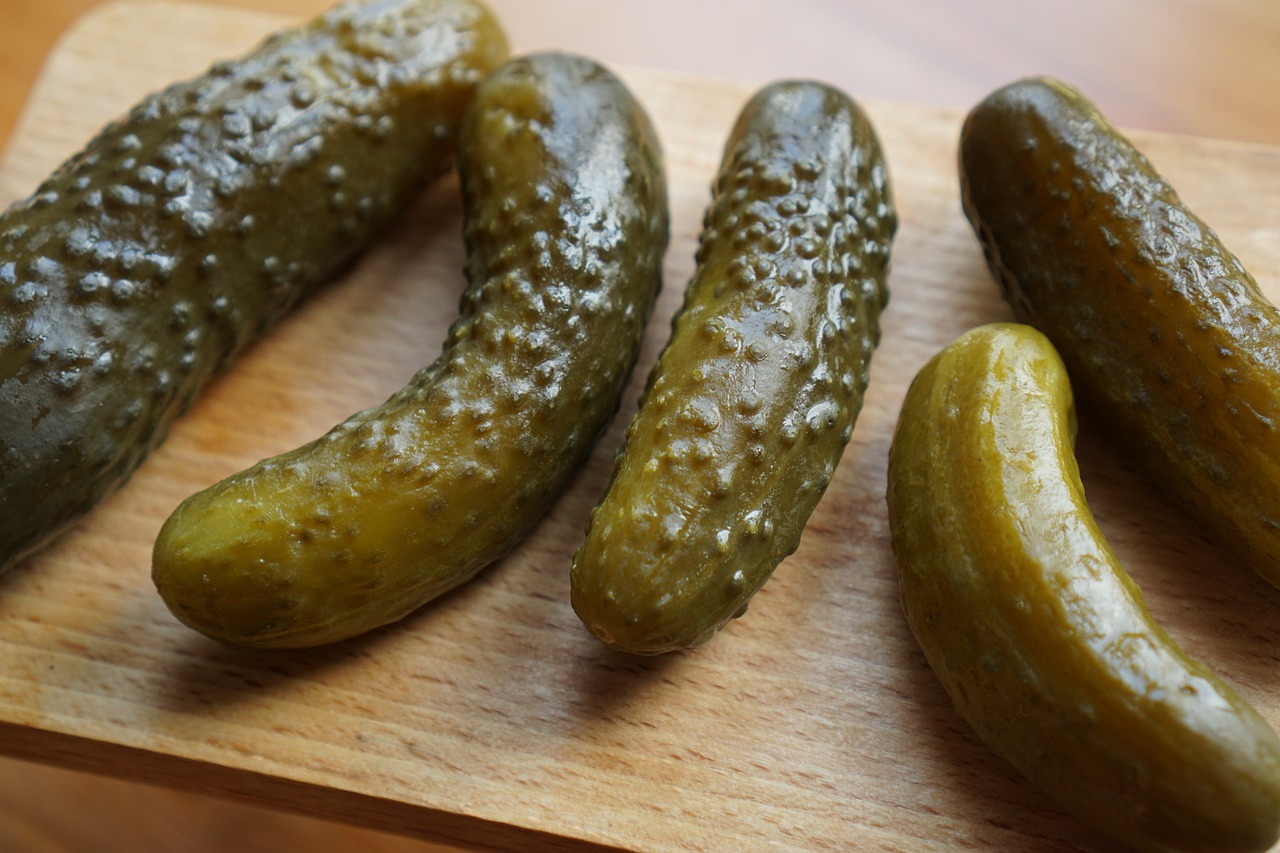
[571,80,895,654]
[961,76,1280,587]
[152,52,669,648]
[0,0,509,570]
[887,322,1280,853]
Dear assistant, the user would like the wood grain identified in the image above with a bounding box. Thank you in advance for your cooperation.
[4,2,1280,851]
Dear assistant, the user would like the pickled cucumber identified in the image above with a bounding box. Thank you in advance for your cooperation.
[960,76,1280,587]
[887,322,1280,853]
[571,80,895,655]
[0,0,509,572]
[152,52,669,648]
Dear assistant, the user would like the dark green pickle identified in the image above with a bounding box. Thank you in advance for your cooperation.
[152,53,669,648]
[0,0,509,571]
[571,81,896,654]
[961,77,1280,588]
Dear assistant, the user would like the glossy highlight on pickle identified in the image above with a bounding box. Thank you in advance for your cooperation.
[152,52,669,648]
[0,0,509,572]
[960,76,1280,588]
[571,80,895,654]
[887,323,1280,853]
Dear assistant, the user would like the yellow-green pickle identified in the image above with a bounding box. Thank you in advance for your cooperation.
[153,52,670,648]
[571,81,896,654]
[0,0,509,572]
[887,323,1280,853]
[960,76,1280,588]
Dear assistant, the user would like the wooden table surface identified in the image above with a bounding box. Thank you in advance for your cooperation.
[2,1,1279,851]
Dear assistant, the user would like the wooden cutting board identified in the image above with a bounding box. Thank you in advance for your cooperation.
[5,2,1280,850]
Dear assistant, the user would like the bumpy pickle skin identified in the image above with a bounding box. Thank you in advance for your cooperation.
[960,77,1280,587]
[152,52,669,648]
[571,81,896,654]
[0,0,509,572]
[887,323,1280,853]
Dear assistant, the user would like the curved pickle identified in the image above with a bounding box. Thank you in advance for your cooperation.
[887,322,1280,853]
[0,0,509,572]
[960,76,1280,587]
[571,80,895,654]
[152,52,669,648]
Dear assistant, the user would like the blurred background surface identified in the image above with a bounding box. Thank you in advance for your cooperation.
[0,0,1277,849]
[5,0,1280,150]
